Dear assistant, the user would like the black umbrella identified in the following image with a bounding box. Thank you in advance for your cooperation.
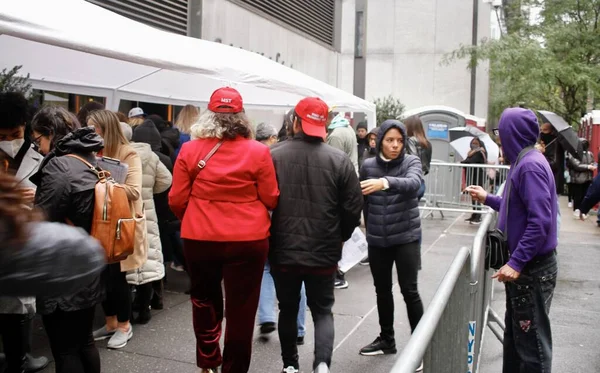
[538,110,582,160]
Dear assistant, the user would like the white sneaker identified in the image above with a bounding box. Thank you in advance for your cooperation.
[568,202,573,208]
[107,326,133,349]
[282,367,299,373]
[313,362,330,373]
[574,209,581,219]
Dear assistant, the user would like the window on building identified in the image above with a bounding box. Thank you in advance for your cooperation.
[86,0,189,35]
[355,10,364,58]
[231,0,336,47]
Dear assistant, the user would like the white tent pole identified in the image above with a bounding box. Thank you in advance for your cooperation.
[115,68,163,90]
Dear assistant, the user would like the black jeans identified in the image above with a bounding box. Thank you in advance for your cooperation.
[503,252,558,373]
[0,313,29,373]
[272,270,335,370]
[369,241,424,340]
[101,263,131,322]
[42,307,100,373]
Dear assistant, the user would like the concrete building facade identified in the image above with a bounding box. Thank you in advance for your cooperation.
[86,0,493,122]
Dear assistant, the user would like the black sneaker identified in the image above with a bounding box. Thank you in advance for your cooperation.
[359,336,397,356]
[464,216,473,222]
[260,322,276,335]
[334,270,349,289]
[359,257,369,266]
[297,336,304,345]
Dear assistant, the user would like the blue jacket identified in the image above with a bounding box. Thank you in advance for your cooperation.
[360,120,422,248]
[484,108,557,272]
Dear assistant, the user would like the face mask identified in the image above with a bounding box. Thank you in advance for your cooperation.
[470,143,479,150]
[0,138,25,158]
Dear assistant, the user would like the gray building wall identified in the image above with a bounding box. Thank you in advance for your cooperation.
[363,0,491,119]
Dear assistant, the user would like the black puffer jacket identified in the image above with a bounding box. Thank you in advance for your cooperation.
[269,133,363,268]
[360,120,422,248]
[33,127,106,314]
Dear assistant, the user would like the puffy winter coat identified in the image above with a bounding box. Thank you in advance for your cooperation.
[327,122,359,174]
[33,127,106,314]
[126,142,172,285]
[360,120,422,248]
[270,133,363,268]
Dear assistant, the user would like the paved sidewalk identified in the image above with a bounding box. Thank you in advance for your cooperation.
[28,201,600,372]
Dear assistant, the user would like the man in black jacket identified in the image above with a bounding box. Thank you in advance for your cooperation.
[270,97,363,373]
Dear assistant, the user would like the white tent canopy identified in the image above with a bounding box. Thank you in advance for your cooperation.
[0,0,375,125]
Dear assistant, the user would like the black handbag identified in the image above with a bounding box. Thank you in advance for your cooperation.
[485,146,535,270]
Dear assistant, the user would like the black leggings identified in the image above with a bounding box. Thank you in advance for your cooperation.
[0,313,30,373]
[42,307,100,373]
[368,241,424,340]
[572,182,591,212]
[101,263,131,322]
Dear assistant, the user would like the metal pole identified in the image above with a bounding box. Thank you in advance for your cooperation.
[470,0,479,115]
[390,247,471,373]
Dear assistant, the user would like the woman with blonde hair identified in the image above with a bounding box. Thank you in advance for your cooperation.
[169,87,279,373]
[87,110,144,350]
[175,104,199,157]
[128,117,144,129]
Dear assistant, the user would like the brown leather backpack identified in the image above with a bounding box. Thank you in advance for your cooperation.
[66,154,135,263]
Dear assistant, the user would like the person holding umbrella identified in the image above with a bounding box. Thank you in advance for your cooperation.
[461,137,487,224]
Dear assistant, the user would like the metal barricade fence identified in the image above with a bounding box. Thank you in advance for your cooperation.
[390,186,506,373]
[421,162,509,218]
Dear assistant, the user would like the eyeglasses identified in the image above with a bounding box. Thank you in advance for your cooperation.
[31,134,43,146]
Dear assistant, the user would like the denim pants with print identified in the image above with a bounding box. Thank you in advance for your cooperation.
[503,252,558,373]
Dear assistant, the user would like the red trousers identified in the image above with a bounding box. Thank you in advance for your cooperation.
[183,239,268,373]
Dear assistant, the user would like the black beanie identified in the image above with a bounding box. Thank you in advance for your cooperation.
[356,121,368,131]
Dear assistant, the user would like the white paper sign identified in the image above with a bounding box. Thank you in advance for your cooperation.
[338,228,369,273]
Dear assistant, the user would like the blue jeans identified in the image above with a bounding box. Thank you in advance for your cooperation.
[503,252,558,373]
[258,261,306,337]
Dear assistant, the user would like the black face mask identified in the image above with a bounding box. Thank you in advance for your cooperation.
[540,132,556,146]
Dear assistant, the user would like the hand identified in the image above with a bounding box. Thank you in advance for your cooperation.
[535,143,545,153]
[19,188,36,204]
[464,185,487,204]
[492,264,521,282]
[361,179,385,195]
[498,156,504,164]
[588,165,597,171]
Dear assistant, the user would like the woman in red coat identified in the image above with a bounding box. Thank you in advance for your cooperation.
[169,87,279,373]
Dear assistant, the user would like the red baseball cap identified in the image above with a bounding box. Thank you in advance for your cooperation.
[294,97,329,138]
[208,87,243,113]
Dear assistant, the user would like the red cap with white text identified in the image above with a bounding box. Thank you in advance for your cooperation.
[294,97,329,138]
[208,87,243,114]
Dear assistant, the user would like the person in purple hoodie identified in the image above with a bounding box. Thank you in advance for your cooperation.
[467,107,558,373]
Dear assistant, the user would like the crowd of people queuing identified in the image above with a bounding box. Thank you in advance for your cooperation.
[0,87,432,373]
[0,85,592,373]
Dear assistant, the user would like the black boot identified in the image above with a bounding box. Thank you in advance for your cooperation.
[150,280,164,310]
[133,283,153,324]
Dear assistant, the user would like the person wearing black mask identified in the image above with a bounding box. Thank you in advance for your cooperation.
[538,122,565,195]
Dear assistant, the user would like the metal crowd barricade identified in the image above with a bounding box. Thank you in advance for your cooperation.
[420,162,509,218]
[390,186,507,373]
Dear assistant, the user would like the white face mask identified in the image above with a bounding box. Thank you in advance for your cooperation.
[0,138,25,158]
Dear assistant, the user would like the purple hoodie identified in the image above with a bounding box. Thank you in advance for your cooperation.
[485,108,557,272]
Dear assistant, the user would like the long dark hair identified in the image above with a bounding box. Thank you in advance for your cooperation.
[31,106,81,150]
[404,116,430,148]
[76,101,105,127]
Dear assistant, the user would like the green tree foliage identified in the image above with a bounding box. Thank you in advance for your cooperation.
[0,66,32,94]
[373,95,405,126]
[445,0,600,127]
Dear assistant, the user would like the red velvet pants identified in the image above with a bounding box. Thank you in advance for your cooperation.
[183,239,268,373]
